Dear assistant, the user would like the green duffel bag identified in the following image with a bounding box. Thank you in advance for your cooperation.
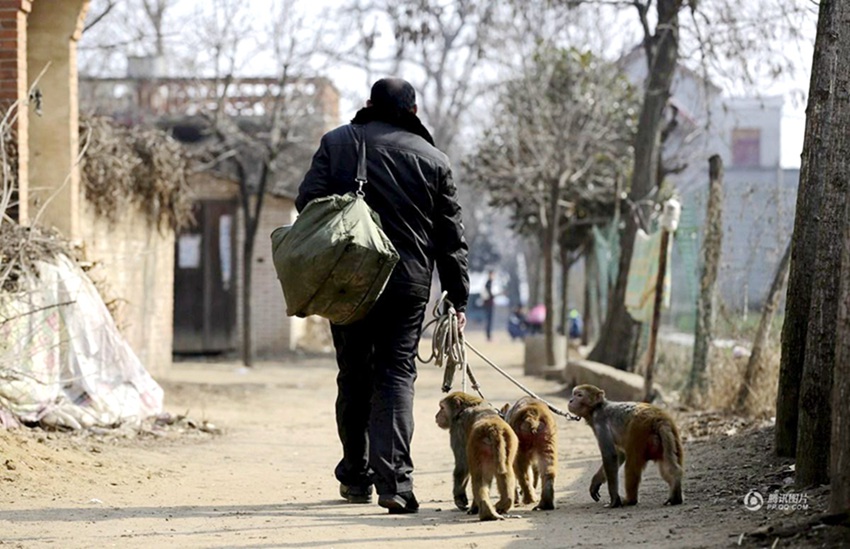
[270,130,399,325]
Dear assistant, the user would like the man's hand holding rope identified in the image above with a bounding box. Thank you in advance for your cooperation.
[455,311,467,332]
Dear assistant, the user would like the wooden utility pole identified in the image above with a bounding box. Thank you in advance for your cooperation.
[644,199,680,402]
[643,231,669,402]
[687,155,724,405]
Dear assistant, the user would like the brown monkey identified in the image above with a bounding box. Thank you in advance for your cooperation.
[500,397,558,510]
[436,392,518,521]
[568,384,684,508]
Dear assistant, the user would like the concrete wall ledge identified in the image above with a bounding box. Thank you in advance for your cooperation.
[563,358,661,402]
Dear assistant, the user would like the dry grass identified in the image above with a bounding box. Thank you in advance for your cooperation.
[654,334,780,418]
[706,345,779,417]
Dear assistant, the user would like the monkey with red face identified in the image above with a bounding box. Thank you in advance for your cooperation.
[436,392,518,521]
[568,384,684,508]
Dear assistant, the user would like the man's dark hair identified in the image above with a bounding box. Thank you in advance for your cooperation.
[352,77,434,146]
[370,78,416,113]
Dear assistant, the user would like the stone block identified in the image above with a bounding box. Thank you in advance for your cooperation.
[563,358,660,402]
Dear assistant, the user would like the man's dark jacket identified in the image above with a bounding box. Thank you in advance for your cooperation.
[295,120,469,312]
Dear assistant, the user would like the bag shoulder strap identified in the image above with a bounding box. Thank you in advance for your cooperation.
[355,126,367,197]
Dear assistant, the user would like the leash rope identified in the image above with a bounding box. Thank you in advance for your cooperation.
[420,292,580,421]
[463,340,580,421]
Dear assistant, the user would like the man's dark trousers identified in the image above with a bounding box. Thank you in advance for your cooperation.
[330,291,428,497]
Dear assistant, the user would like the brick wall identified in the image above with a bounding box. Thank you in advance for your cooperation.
[79,203,175,378]
[0,1,29,104]
[234,195,298,355]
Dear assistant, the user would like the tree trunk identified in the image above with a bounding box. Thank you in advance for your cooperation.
[588,0,682,370]
[775,0,838,458]
[594,245,606,341]
[526,240,542,306]
[833,237,850,511]
[242,233,254,367]
[542,180,560,367]
[688,155,724,405]
[560,245,570,340]
[583,246,594,346]
[734,240,791,415]
[236,159,267,368]
[588,214,639,369]
[560,246,571,366]
[795,0,849,487]
[830,0,850,513]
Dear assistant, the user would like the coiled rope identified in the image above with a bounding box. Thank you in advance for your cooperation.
[417,293,481,396]
[418,292,580,421]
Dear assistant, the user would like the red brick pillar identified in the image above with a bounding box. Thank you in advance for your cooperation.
[0,0,31,223]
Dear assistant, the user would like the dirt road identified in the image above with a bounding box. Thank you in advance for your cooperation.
[0,332,824,548]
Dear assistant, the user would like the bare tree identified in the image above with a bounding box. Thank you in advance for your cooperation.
[465,48,636,366]
[333,1,527,316]
[141,0,170,56]
[190,0,334,366]
[586,0,684,370]
[831,1,850,509]
[775,0,849,486]
[796,0,850,490]
[335,0,504,153]
[775,0,843,461]
[79,0,179,76]
[532,0,814,371]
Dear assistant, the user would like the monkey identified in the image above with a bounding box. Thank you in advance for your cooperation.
[435,392,518,521]
[568,384,684,508]
[500,396,558,510]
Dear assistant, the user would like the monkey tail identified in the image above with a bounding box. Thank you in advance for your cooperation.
[659,422,684,466]
[519,409,543,436]
[492,425,512,476]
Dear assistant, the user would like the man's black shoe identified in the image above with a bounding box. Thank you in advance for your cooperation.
[378,491,419,514]
[340,483,373,504]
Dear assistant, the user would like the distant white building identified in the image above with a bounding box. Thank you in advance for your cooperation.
[619,49,798,319]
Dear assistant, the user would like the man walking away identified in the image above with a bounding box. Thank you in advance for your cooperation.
[296,77,469,514]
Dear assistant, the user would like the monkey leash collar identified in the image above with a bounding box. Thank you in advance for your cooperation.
[420,292,581,422]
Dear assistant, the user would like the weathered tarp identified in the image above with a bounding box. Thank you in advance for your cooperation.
[625,229,672,323]
[0,255,163,429]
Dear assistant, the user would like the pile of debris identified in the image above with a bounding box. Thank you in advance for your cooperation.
[1,224,163,431]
